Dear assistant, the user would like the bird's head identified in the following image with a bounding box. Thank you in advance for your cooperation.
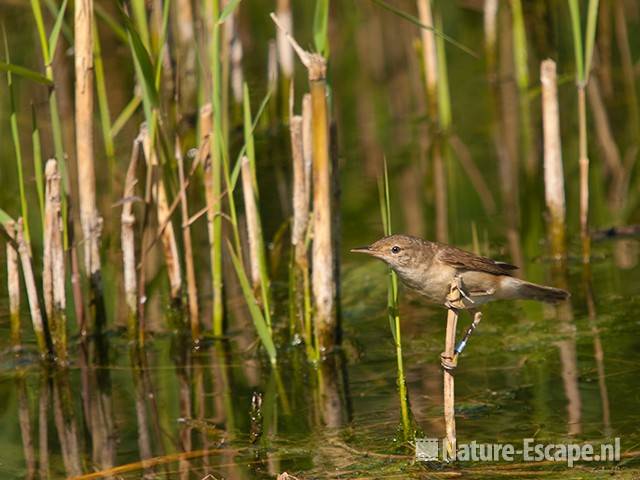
[350,234,427,270]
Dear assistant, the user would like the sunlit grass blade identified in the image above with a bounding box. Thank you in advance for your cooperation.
[568,0,584,82]
[111,95,142,138]
[48,0,68,55]
[3,31,31,245]
[370,0,477,58]
[153,0,171,88]
[228,243,277,365]
[93,16,115,167]
[584,0,600,81]
[0,208,14,225]
[218,0,242,24]
[94,3,127,43]
[0,61,53,85]
[313,0,329,57]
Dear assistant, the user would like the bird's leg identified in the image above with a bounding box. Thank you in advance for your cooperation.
[441,309,483,372]
[444,274,472,310]
[454,310,483,357]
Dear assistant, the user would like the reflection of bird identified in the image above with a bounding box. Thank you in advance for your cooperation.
[352,234,569,369]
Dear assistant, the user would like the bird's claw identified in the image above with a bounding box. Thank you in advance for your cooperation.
[440,352,458,372]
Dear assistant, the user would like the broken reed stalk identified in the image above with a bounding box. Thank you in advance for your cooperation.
[122,135,141,342]
[6,221,21,347]
[176,138,200,341]
[141,124,183,304]
[290,115,309,274]
[240,156,263,294]
[271,12,338,352]
[483,0,498,76]
[302,94,313,208]
[43,159,67,364]
[443,290,458,460]
[16,219,49,358]
[540,60,566,258]
[75,0,104,314]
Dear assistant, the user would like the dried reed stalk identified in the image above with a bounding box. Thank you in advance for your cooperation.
[484,0,499,75]
[241,156,262,290]
[290,115,308,269]
[276,0,294,80]
[16,219,49,358]
[6,221,21,346]
[302,94,313,202]
[176,138,200,340]
[141,125,183,303]
[122,135,141,340]
[271,13,338,352]
[174,0,197,114]
[229,15,244,106]
[75,0,103,306]
[443,292,458,459]
[43,159,67,364]
[541,60,566,257]
[417,0,448,243]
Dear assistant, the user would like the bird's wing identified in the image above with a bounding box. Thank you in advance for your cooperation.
[435,244,518,276]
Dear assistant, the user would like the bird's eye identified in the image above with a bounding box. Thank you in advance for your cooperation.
[391,246,401,254]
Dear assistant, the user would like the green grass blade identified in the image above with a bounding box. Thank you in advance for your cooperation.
[93,16,115,165]
[0,61,52,85]
[510,0,529,91]
[3,31,31,245]
[154,0,171,89]
[48,0,68,56]
[0,208,14,226]
[435,13,451,130]
[121,7,159,108]
[228,243,277,365]
[584,0,599,81]
[313,0,330,57]
[111,95,142,138]
[370,0,477,58]
[131,0,151,50]
[568,0,584,83]
[218,0,242,24]
[95,3,128,43]
[30,0,51,64]
[31,104,45,228]
[44,0,72,44]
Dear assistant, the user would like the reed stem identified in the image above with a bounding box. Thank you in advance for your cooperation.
[443,299,457,459]
[43,159,67,364]
[141,124,183,304]
[75,0,104,320]
[176,139,200,341]
[16,219,49,359]
[6,221,21,347]
[122,135,141,342]
[540,60,566,258]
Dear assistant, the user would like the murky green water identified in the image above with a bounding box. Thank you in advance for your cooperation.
[1,1,640,478]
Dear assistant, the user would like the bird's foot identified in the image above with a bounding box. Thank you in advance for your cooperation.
[440,351,458,372]
[445,275,473,310]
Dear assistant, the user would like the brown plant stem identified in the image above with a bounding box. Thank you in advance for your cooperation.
[75,0,104,324]
[43,159,67,364]
[6,221,21,347]
[443,299,457,459]
[176,138,200,341]
[541,60,566,258]
[122,135,142,342]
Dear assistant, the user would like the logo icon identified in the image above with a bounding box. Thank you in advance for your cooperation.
[415,438,439,461]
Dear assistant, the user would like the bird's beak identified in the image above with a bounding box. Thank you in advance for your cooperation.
[350,245,373,254]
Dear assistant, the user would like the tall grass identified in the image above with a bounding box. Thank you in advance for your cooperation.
[568,0,599,263]
[378,158,411,439]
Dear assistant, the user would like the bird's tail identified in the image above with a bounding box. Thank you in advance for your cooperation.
[501,278,570,303]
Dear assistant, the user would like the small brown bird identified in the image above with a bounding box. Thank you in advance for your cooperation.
[352,234,569,369]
